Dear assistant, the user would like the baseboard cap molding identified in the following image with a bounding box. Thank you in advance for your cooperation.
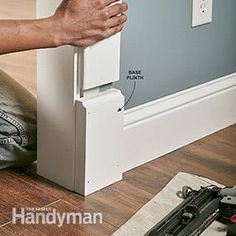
[124,73,236,127]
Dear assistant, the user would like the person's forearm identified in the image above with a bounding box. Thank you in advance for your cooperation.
[0,18,61,55]
[0,0,128,55]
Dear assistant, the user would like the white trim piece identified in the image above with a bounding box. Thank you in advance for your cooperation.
[37,0,122,194]
[37,45,76,190]
[122,73,236,172]
[74,89,124,196]
[82,34,121,90]
[125,73,236,126]
[37,0,76,190]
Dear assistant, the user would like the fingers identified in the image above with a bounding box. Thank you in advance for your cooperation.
[103,0,121,6]
[54,0,128,48]
[107,14,127,28]
[106,24,124,37]
[94,0,120,10]
[105,2,128,18]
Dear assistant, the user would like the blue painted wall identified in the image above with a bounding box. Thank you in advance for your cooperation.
[114,0,236,109]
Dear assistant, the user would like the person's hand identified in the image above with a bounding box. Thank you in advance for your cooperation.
[51,0,128,47]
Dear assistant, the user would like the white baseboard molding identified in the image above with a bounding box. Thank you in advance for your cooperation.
[122,73,236,172]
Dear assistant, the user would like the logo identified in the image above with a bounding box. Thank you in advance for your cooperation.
[12,207,103,227]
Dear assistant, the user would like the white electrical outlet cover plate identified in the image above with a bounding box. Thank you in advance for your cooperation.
[192,0,213,27]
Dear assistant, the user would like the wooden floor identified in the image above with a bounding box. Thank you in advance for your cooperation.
[0,125,235,235]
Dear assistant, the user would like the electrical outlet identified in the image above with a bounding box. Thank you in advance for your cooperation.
[192,0,213,27]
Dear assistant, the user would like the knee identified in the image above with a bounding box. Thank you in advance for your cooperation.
[0,115,37,169]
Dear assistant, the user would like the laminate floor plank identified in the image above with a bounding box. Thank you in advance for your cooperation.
[0,171,59,226]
